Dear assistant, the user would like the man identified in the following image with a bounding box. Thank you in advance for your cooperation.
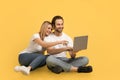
[44,15,93,74]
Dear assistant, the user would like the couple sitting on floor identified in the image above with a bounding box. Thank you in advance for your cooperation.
[14,15,93,75]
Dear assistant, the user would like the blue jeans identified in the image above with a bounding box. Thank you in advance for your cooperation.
[19,53,47,70]
[46,55,89,72]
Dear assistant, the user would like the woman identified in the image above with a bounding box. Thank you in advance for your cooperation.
[14,21,67,75]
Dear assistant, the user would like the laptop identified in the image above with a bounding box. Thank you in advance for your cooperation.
[73,35,88,51]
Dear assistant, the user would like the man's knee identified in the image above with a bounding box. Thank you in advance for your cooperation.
[82,56,89,65]
[46,55,56,64]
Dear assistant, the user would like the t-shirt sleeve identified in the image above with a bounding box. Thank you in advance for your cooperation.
[31,33,40,41]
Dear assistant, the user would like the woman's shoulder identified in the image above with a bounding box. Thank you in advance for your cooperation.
[32,33,39,36]
[30,33,40,41]
[32,33,40,37]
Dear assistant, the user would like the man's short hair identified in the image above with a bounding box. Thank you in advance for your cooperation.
[51,15,64,29]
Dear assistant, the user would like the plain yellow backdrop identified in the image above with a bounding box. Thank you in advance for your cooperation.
[0,0,120,80]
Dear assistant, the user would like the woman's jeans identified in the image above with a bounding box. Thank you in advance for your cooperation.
[18,53,47,70]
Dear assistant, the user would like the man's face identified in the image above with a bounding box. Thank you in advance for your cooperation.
[54,19,64,33]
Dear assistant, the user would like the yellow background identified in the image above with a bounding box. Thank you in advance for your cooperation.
[0,0,120,80]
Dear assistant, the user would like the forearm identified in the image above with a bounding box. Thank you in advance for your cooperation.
[45,41,61,48]
[47,48,67,55]
[34,38,62,48]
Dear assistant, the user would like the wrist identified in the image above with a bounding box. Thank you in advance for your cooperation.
[58,41,62,44]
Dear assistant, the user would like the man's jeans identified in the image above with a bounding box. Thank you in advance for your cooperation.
[46,55,89,72]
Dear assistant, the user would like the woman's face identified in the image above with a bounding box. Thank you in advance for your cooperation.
[45,24,52,36]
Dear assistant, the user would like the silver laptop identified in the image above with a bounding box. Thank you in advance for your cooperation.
[73,35,88,51]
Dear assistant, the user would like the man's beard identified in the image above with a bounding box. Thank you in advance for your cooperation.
[55,28,63,33]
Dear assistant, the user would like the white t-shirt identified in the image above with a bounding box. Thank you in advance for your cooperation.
[44,32,73,57]
[19,33,45,54]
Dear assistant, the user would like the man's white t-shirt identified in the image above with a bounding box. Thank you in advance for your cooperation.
[19,33,45,54]
[44,32,73,57]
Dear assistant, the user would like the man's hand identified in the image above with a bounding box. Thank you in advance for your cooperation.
[69,51,76,58]
[71,53,76,58]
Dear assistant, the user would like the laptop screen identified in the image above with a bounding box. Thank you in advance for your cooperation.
[73,36,88,51]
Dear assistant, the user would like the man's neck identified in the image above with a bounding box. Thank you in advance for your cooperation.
[54,31,62,36]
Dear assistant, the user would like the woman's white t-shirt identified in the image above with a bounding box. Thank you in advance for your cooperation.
[19,33,45,54]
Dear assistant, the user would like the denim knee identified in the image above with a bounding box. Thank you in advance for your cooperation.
[37,54,47,65]
[38,54,46,60]
[82,56,89,65]
[30,54,46,70]
[46,55,55,64]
